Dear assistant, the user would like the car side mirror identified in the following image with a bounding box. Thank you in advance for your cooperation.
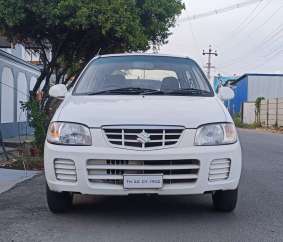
[49,84,68,98]
[218,87,234,101]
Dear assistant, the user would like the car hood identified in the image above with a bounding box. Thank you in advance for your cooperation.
[56,95,228,128]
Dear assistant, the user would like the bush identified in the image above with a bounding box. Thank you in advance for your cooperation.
[21,98,48,154]
[233,113,243,127]
[233,113,260,129]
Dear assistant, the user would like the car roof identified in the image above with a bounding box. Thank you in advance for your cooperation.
[98,53,193,61]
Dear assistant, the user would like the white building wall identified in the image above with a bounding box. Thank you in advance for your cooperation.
[248,75,283,101]
[0,49,40,138]
[17,72,28,122]
[2,44,45,63]
[1,67,14,123]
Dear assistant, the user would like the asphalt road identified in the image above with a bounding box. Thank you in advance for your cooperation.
[0,129,283,242]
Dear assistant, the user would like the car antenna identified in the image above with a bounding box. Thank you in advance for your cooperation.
[96,48,102,56]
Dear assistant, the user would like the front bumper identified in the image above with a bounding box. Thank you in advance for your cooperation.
[44,135,242,195]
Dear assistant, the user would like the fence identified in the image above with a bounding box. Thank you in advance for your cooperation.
[259,98,283,127]
[242,102,255,124]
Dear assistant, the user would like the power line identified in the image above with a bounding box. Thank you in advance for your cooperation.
[233,0,272,34]
[184,0,201,52]
[219,24,283,69]
[219,0,264,45]
[233,25,282,60]
[221,48,282,73]
[220,0,273,52]
[230,4,283,63]
[248,4,283,35]
[248,49,283,70]
[263,33,283,58]
[218,15,283,69]
[180,0,263,22]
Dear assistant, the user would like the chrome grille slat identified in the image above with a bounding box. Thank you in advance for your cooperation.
[54,164,76,169]
[108,139,139,143]
[55,169,77,175]
[88,174,123,180]
[163,174,198,180]
[210,164,230,169]
[86,164,200,170]
[103,126,184,150]
[87,174,199,181]
[106,139,180,143]
[209,168,230,174]
[56,174,77,181]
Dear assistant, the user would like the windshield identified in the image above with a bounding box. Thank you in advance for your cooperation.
[73,55,214,96]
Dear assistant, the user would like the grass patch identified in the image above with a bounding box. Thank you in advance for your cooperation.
[12,155,43,170]
[233,113,261,129]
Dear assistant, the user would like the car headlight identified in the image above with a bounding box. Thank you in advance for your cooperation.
[194,123,237,146]
[47,122,92,146]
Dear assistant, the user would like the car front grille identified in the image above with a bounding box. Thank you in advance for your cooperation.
[103,126,184,150]
[86,159,200,186]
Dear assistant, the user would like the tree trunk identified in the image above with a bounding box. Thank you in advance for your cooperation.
[31,69,47,97]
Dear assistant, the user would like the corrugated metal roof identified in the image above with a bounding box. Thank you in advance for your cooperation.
[231,73,283,85]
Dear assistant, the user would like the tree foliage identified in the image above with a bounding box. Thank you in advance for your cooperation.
[21,99,48,153]
[0,0,184,93]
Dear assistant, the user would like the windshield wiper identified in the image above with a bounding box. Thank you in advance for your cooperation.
[166,88,212,96]
[87,87,211,96]
[87,87,159,95]
[140,90,165,95]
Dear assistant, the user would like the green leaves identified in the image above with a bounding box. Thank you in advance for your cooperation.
[0,0,184,52]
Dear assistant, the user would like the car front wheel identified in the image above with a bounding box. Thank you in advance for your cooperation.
[46,184,73,213]
[212,188,238,212]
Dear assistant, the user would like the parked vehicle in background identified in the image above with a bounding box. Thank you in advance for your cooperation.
[45,54,241,213]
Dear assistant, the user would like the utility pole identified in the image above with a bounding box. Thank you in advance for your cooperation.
[203,45,218,81]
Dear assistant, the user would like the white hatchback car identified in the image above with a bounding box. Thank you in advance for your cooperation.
[45,54,241,213]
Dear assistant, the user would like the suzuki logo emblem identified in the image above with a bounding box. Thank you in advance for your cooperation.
[137,130,151,144]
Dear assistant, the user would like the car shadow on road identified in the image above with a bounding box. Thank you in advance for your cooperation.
[69,194,227,220]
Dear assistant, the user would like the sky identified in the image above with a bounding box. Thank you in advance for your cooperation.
[159,0,283,78]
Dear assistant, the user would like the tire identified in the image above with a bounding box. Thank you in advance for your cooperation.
[46,184,73,213]
[212,188,238,212]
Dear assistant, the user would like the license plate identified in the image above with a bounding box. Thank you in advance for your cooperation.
[123,174,163,189]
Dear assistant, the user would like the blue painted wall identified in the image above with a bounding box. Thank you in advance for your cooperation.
[226,76,248,115]
[0,122,33,139]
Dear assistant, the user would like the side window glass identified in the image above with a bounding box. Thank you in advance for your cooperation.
[191,66,209,91]
[185,70,199,89]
